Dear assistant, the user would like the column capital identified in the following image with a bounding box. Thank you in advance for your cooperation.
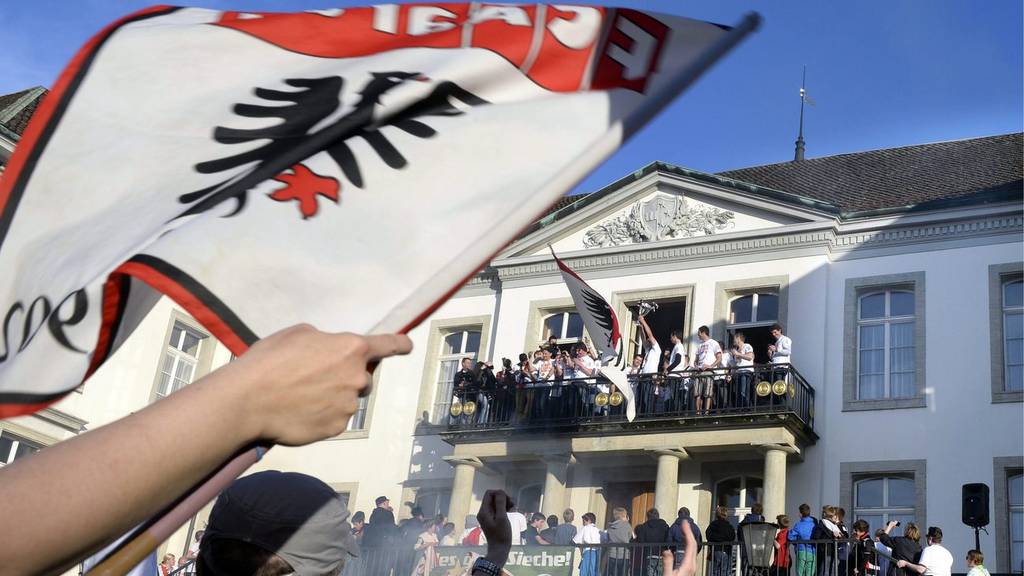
[648,447,690,461]
[751,442,799,455]
[443,455,483,469]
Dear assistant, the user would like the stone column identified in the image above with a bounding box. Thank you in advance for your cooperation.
[652,448,689,521]
[444,456,482,535]
[542,453,574,517]
[762,448,789,522]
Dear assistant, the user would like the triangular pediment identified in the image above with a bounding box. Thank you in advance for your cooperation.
[500,166,832,259]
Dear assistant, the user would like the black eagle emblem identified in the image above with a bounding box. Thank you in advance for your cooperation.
[177,72,488,219]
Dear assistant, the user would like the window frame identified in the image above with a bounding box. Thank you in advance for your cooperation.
[149,311,215,404]
[1003,279,1023,391]
[414,315,491,432]
[841,460,926,533]
[0,430,43,466]
[155,321,206,400]
[727,292,780,328]
[541,310,584,346]
[852,475,916,527]
[431,328,482,425]
[843,273,927,412]
[990,263,1024,403]
[856,289,917,401]
[994,456,1024,573]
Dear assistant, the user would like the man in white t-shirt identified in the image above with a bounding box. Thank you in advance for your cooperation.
[731,332,755,407]
[506,507,528,546]
[898,526,953,576]
[664,330,690,411]
[637,314,662,414]
[573,344,602,415]
[768,323,793,390]
[694,326,722,415]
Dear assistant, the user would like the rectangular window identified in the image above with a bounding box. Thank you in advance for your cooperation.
[857,290,916,400]
[1010,471,1023,573]
[336,491,351,513]
[432,329,481,424]
[155,321,207,400]
[1002,278,1023,392]
[0,431,42,466]
[844,273,926,411]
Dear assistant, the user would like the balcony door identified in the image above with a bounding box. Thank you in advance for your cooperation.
[628,298,687,362]
[605,481,656,529]
[715,475,763,527]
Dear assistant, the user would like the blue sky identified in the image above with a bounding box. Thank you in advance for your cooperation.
[2,0,1021,195]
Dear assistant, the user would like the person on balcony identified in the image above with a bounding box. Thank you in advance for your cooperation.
[475,361,496,424]
[666,330,691,412]
[524,512,550,545]
[573,343,600,416]
[694,326,723,415]
[670,507,703,570]
[540,515,559,545]
[554,508,578,545]
[515,353,534,424]
[638,314,663,415]
[494,358,516,424]
[768,324,793,385]
[731,332,755,408]
[452,357,478,425]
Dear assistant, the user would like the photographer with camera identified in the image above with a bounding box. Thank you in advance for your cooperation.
[879,521,923,576]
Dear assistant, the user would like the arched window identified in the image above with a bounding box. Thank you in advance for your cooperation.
[728,293,779,326]
[432,329,481,424]
[1003,279,1023,392]
[1009,473,1023,573]
[543,311,584,342]
[858,290,915,400]
[853,476,915,528]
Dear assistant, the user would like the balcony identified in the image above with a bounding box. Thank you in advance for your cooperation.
[440,364,816,444]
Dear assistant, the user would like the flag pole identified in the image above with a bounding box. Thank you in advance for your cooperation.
[87,444,270,575]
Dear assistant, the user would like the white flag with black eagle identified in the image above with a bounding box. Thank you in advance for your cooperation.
[0,4,757,416]
[550,247,637,421]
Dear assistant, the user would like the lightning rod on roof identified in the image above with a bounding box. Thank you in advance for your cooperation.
[794,66,815,162]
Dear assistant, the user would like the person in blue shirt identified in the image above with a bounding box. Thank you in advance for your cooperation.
[789,504,817,576]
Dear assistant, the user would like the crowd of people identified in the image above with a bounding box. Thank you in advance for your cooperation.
[344,497,985,576]
[450,316,796,425]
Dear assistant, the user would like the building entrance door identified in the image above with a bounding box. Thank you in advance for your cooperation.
[605,481,656,529]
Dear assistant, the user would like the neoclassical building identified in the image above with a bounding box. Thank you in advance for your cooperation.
[2,132,1021,573]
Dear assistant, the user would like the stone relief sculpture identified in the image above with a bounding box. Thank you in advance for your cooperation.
[582,195,735,248]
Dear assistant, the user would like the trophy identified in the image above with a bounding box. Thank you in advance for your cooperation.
[635,300,659,322]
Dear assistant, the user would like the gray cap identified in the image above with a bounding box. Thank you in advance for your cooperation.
[202,470,358,574]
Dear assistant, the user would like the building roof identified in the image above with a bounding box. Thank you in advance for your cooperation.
[533,133,1022,232]
[719,133,1023,213]
[0,86,47,141]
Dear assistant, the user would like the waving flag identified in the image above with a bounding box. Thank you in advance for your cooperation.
[0,4,757,569]
[550,246,637,421]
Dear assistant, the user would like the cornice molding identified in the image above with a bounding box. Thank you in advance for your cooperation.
[456,209,1022,294]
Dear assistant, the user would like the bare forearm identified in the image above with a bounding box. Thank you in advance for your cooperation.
[0,367,256,574]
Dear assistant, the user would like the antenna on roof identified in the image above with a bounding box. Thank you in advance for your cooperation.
[794,66,814,162]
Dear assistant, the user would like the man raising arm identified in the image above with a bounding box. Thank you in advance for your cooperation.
[0,324,412,575]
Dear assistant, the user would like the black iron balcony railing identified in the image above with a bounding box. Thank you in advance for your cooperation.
[444,363,814,433]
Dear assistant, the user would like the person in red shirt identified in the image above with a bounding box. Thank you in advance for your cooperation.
[774,514,791,576]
